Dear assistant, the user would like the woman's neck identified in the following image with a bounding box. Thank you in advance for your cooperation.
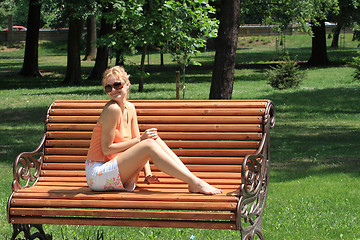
[113,99,126,110]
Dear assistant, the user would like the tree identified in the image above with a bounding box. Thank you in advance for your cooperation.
[19,0,42,77]
[83,14,97,61]
[306,0,338,65]
[245,0,338,65]
[87,2,113,81]
[164,0,218,98]
[0,0,28,29]
[61,0,96,84]
[106,0,168,92]
[209,0,241,99]
[62,13,83,84]
[331,0,360,49]
[308,20,328,65]
[99,0,216,93]
[0,0,15,28]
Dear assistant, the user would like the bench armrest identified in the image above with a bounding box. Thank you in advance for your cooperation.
[11,133,46,191]
[240,133,268,198]
[240,101,274,198]
[236,101,275,237]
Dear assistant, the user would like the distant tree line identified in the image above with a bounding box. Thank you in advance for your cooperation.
[1,0,360,99]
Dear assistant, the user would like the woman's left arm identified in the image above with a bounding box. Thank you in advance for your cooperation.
[129,102,157,180]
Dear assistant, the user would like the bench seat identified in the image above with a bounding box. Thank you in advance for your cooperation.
[8,100,275,240]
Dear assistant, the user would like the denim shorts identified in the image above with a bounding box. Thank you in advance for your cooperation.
[85,160,137,192]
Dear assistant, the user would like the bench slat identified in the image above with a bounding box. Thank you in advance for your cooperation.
[52,100,267,108]
[11,208,235,221]
[34,182,241,190]
[34,182,241,189]
[45,148,256,156]
[11,217,236,230]
[50,108,264,116]
[42,163,242,172]
[48,115,262,124]
[44,156,244,164]
[46,132,262,140]
[38,177,241,185]
[47,123,263,132]
[136,108,264,116]
[14,189,237,202]
[45,139,260,149]
[11,198,236,211]
[39,170,241,179]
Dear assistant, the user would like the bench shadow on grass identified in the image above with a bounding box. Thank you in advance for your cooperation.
[263,86,360,182]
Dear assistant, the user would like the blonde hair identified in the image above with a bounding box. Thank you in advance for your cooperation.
[102,66,130,97]
[102,66,130,90]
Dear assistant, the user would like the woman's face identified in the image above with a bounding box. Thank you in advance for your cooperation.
[104,75,130,101]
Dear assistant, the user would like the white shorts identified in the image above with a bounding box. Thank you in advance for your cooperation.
[85,160,137,192]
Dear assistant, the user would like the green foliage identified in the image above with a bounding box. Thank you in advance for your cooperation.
[243,0,339,34]
[0,0,15,28]
[103,0,218,64]
[352,55,360,81]
[41,1,68,29]
[163,0,218,67]
[0,0,28,29]
[267,54,305,90]
[41,0,97,28]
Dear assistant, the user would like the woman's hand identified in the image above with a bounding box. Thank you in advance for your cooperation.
[141,128,158,141]
[144,175,160,184]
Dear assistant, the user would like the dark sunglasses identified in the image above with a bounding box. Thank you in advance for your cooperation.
[104,82,123,93]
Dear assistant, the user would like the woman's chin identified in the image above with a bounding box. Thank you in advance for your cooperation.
[109,93,123,100]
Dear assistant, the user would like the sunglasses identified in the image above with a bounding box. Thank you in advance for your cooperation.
[104,82,123,93]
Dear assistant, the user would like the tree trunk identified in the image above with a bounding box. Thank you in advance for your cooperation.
[138,45,147,92]
[83,15,97,61]
[209,0,241,99]
[88,5,113,81]
[62,15,83,85]
[19,0,42,77]
[115,21,125,66]
[308,20,329,65]
[160,48,164,67]
[331,24,341,49]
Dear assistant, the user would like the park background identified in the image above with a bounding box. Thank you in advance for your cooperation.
[1,33,359,239]
[1,1,360,239]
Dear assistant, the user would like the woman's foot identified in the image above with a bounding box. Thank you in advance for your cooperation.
[188,180,223,195]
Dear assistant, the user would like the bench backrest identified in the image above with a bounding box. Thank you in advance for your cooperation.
[42,100,271,185]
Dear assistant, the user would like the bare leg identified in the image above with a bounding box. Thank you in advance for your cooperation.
[116,139,222,195]
[154,137,192,174]
[153,138,221,194]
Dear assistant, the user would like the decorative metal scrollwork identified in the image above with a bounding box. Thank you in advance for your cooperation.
[12,134,46,192]
[11,224,52,240]
[264,101,276,129]
[237,171,269,240]
[237,100,275,240]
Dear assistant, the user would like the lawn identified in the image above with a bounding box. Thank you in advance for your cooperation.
[1,34,360,239]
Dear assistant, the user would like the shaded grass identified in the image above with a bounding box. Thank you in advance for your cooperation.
[1,35,360,239]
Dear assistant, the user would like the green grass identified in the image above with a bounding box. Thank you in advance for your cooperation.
[1,35,360,239]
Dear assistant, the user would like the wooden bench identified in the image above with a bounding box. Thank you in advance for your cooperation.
[7,99,275,240]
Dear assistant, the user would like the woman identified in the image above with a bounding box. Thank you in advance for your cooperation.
[85,66,222,195]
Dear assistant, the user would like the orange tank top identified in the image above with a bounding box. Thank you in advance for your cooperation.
[86,105,132,162]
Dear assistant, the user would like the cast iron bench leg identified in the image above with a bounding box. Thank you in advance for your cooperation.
[11,224,52,240]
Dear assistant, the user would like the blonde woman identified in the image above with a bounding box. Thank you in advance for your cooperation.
[85,66,222,195]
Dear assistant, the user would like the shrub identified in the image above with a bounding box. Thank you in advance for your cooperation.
[267,54,305,90]
[352,56,360,81]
